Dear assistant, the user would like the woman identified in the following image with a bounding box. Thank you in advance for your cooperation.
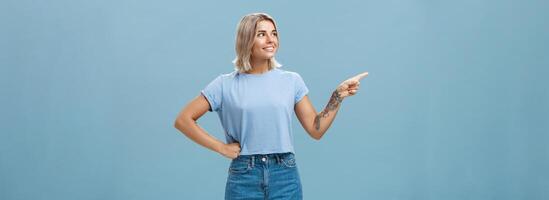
[174,13,368,200]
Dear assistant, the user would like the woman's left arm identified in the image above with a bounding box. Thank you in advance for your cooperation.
[294,72,368,140]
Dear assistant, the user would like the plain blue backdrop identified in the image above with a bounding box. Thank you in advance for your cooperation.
[1,0,548,199]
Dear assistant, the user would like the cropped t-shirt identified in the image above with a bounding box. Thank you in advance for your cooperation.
[201,68,309,155]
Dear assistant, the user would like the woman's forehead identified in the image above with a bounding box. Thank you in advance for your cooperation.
[256,20,276,30]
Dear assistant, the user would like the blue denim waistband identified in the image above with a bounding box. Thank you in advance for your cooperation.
[233,152,294,165]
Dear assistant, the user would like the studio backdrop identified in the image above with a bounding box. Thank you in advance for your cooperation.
[1,0,548,199]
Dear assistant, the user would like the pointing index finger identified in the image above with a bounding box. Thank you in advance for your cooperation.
[354,72,369,80]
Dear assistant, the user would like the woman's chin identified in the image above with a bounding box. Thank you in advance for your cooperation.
[253,54,275,60]
[264,53,276,59]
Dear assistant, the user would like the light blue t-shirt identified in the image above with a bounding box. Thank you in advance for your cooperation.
[201,68,309,155]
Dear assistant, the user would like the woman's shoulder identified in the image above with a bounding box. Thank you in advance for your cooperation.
[275,68,304,80]
[211,70,239,80]
[275,68,302,77]
[211,68,304,80]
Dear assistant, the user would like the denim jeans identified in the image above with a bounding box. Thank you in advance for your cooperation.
[225,152,303,200]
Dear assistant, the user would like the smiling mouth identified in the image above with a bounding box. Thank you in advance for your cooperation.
[263,46,275,52]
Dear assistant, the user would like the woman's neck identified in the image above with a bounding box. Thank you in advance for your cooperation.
[247,58,270,74]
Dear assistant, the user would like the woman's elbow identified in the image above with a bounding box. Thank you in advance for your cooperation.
[307,129,324,141]
[174,119,182,129]
[312,135,322,141]
[173,119,183,130]
[174,115,192,131]
[313,134,324,141]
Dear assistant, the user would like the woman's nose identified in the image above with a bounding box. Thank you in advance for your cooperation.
[266,34,274,43]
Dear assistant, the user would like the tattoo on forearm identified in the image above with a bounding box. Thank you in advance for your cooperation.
[314,90,343,130]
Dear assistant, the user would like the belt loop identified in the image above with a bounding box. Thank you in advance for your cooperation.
[251,156,255,168]
[276,154,281,164]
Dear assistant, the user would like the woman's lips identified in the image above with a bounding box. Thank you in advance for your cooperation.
[263,46,275,52]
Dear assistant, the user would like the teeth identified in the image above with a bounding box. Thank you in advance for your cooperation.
[264,47,274,51]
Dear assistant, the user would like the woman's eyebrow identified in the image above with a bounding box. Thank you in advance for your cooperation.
[256,29,277,33]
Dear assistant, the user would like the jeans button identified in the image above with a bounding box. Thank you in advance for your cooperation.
[261,157,266,162]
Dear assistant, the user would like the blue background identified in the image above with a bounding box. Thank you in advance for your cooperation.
[1,0,548,199]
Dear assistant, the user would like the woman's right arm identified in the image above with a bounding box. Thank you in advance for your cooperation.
[174,94,241,159]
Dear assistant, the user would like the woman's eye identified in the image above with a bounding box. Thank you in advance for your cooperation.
[272,32,278,36]
[257,33,265,37]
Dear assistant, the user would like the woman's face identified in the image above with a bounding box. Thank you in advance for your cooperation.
[251,20,278,61]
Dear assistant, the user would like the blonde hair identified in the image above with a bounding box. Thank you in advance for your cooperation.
[232,13,282,72]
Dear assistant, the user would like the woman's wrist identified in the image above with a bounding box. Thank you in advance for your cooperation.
[333,89,344,102]
[326,89,343,111]
[213,141,225,154]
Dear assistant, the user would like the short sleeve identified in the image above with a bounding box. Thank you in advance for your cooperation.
[201,75,223,112]
[294,73,309,104]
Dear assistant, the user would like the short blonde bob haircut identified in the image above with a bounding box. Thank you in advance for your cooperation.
[233,13,282,72]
